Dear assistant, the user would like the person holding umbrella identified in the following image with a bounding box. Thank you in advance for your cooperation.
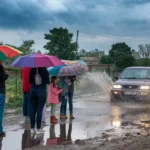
[10,53,65,132]
[58,77,69,119]
[0,45,22,136]
[48,60,88,120]
[0,61,8,136]
[68,75,76,119]
[29,67,50,134]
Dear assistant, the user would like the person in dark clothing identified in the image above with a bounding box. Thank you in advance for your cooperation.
[0,61,8,136]
[68,76,76,119]
[29,67,50,134]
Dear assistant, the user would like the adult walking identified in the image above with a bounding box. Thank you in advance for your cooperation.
[21,67,31,121]
[29,67,50,134]
[68,76,76,119]
[0,61,8,136]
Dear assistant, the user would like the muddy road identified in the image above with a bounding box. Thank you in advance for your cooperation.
[2,95,150,150]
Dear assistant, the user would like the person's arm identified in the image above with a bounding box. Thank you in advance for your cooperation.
[29,69,33,84]
[44,68,50,84]
[4,73,8,81]
[0,66,8,81]
[70,76,76,82]
[51,85,62,95]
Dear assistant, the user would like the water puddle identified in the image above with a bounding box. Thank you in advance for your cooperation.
[2,72,150,149]
[1,100,150,150]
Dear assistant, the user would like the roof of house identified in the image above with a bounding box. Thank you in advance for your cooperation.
[132,51,141,60]
[80,57,98,61]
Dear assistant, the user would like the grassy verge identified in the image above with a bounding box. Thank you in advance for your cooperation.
[5,73,23,108]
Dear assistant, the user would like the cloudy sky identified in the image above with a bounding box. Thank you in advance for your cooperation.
[1,0,150,53]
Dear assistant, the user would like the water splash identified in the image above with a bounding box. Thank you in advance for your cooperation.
[76,71,113,97]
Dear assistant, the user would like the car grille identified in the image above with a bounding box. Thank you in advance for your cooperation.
[122,85,139,89]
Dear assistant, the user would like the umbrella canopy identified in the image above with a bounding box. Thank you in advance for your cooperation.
[48,63,88,76]
[10,53,64,68]
[0,45,22,60]
[62,59,88,72]
[48,66,64,76]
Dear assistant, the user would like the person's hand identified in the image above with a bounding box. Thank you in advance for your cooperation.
[66,79,71,83]
[68,82,72,86]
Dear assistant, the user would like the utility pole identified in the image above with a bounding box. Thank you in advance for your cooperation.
[76,30,79,45]
[76,30,79,59]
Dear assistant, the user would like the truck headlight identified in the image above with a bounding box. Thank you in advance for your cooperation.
[113,85,122,89]
[140,86,150,90]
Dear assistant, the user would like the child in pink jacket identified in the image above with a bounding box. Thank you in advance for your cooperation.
[48,76,62,124]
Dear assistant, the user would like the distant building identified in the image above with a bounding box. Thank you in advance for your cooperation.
[132,51,141,60]
[80,57,99,65]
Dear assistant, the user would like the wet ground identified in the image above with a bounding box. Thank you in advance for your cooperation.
[2,95,150,150]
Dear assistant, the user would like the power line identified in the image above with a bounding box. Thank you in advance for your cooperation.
[78,30,150,42]
[69,27,150,42]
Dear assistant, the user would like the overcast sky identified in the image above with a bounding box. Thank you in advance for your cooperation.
[1,0,150,53]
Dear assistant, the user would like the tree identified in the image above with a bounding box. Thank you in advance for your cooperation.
[136,58,150,66]
[78,49,87,57]
[100,55,111,64]
[19,40,35,55]
[0,41,3,45]
[37,50,42,54]
[109,42,135,71]
[78,49,104,57]
[6,44,18,49]
[44,27,77,60]
[87,49,104,57]
[138,44,150,58]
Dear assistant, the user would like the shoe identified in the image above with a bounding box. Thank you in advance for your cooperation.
[0,131,6,137]
[70,114,75,120]
[51,116,57,124]
[31,129,36,134]
[54,116,58,121]
[60,115,67,119]
[64,115,68,119]
[41,121,46,126]
[36,129,45,134]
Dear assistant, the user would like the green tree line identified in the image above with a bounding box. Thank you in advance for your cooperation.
[1,27,150,72]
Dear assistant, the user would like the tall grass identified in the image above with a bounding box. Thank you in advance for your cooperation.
[5,73,23,108]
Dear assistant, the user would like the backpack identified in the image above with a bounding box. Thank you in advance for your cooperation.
[35,68,42,85]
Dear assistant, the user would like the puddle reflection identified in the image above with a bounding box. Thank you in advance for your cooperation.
[0,136,4,150]
[46,123,72,146]
[22,130,44,149]
[2,102,150,150]
[111,105,122,128]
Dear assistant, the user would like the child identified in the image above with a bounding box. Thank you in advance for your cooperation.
[48,76,62,124]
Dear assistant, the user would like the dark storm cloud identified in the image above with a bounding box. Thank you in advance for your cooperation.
[0,0,150,37]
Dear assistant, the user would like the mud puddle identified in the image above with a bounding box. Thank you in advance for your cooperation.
[1,97,150,150]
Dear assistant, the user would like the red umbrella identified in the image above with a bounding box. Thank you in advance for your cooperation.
[0,45,22,60]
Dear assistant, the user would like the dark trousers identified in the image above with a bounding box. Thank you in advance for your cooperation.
[60,94,67,115]
[30,91,46,129]
[23,92,30,117]
[0,94,5,133]
[68,92,73,114]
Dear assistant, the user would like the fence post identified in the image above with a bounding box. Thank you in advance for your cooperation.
[15,70,18,100]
